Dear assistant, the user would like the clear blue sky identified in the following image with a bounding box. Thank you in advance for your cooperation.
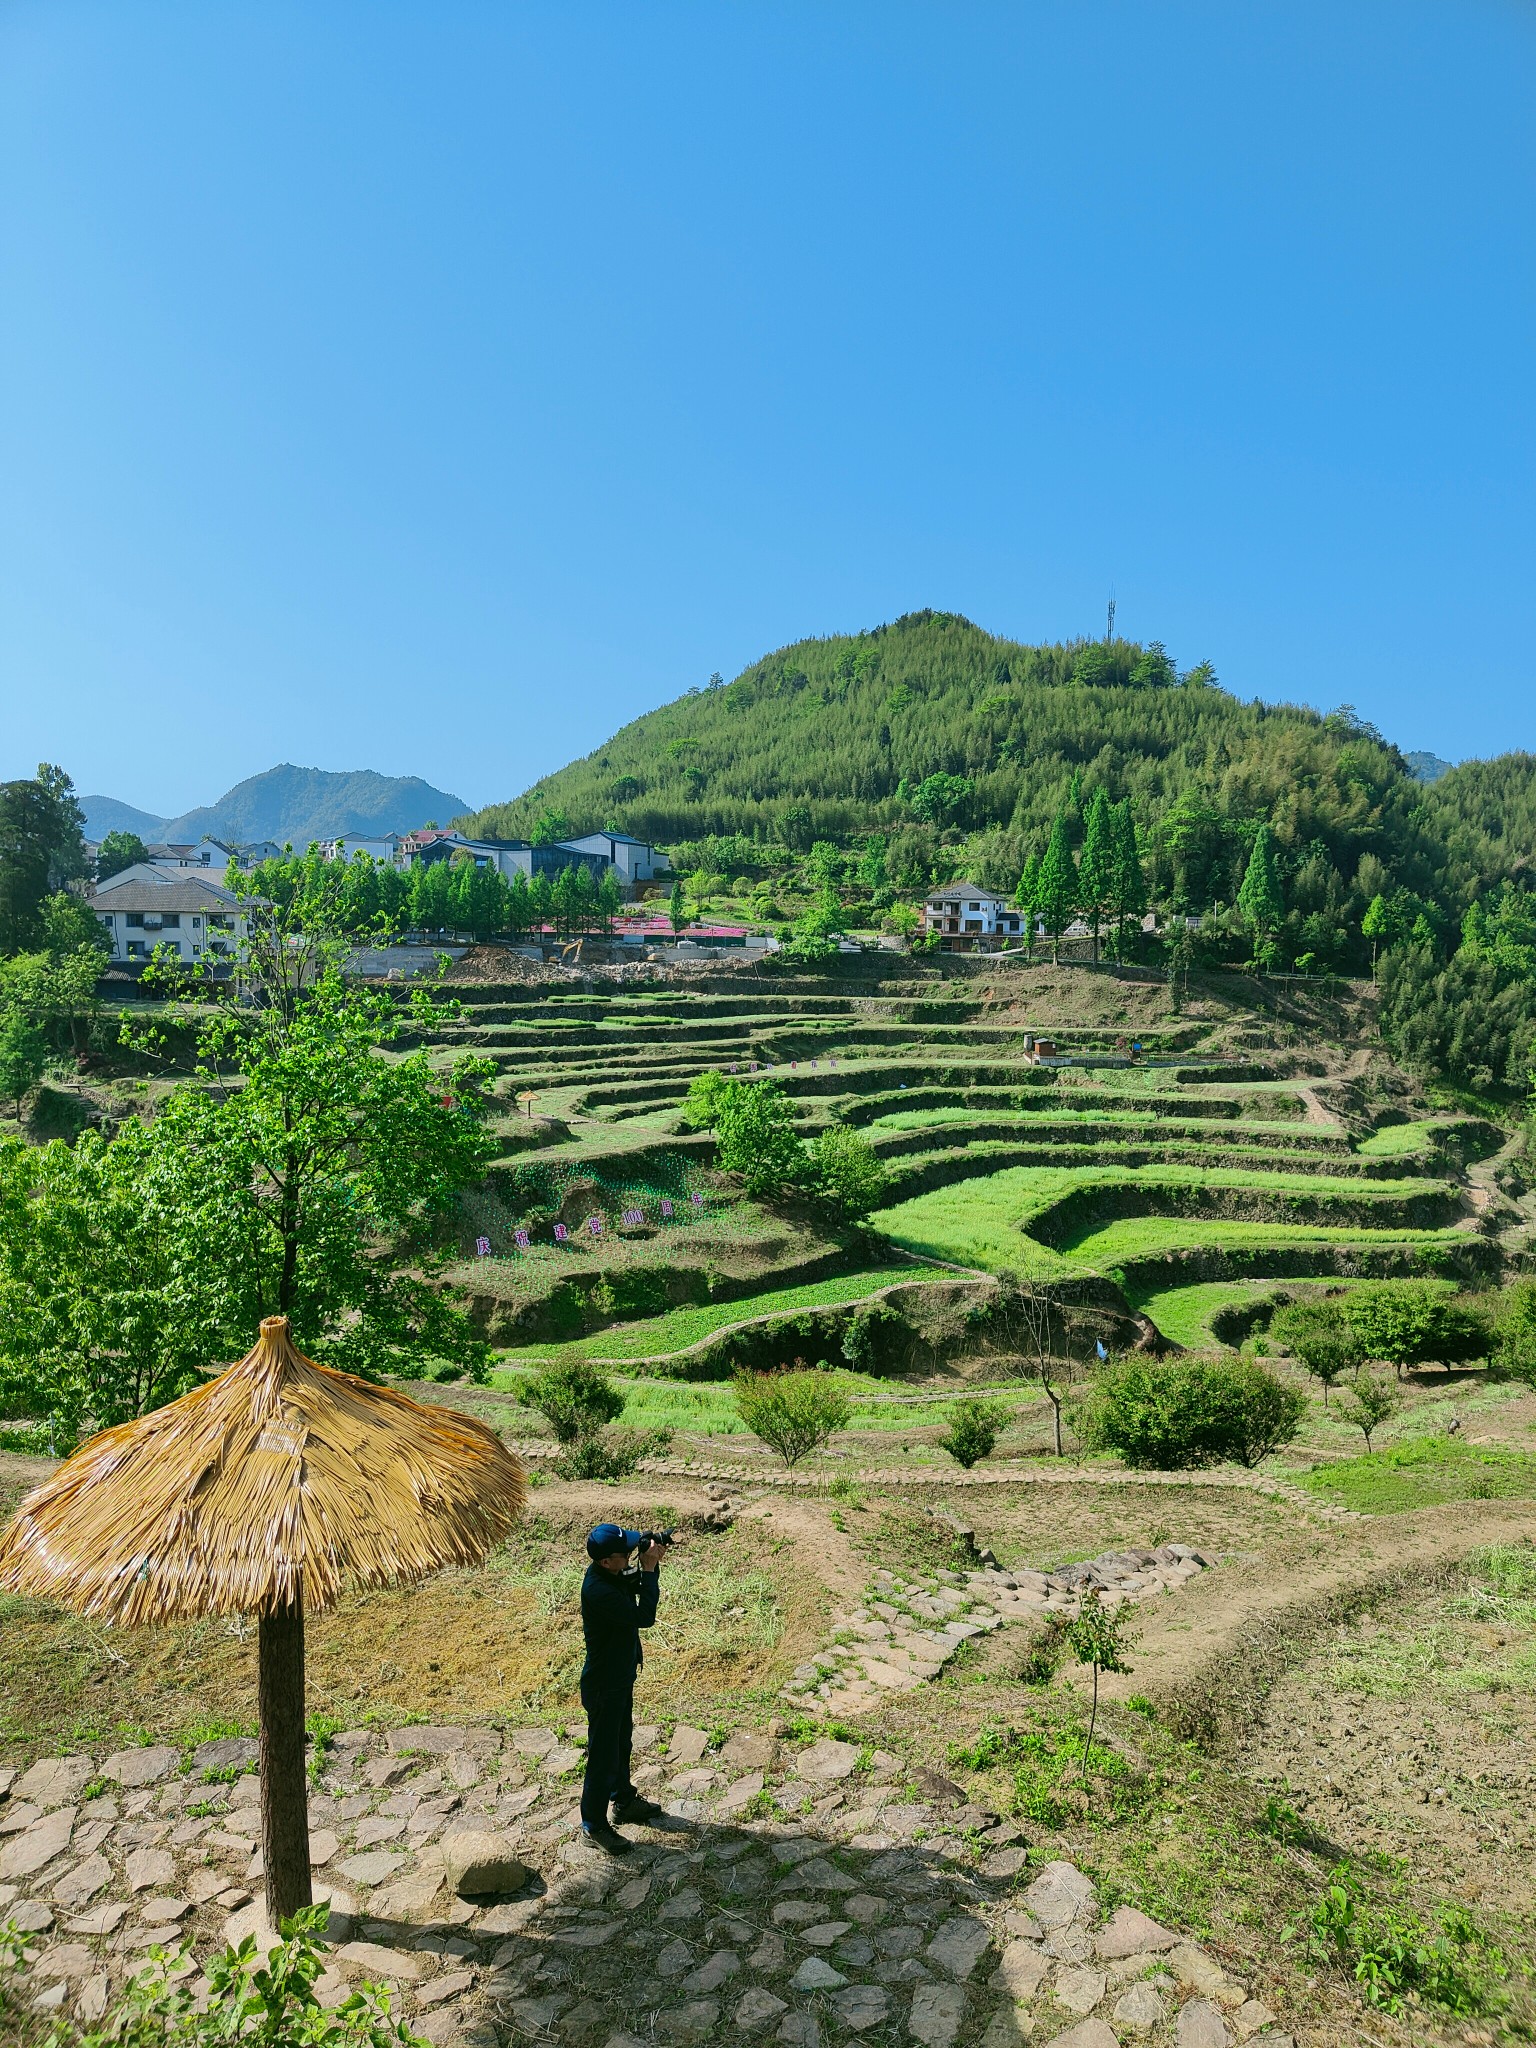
[2,2,1532,817]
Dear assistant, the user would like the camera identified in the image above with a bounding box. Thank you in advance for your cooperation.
[639,1530,675,1552]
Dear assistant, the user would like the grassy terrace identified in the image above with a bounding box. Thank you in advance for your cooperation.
[869,1161,1460,1273]
[1130,1273,1463,1348]
[489,1264,948,1365]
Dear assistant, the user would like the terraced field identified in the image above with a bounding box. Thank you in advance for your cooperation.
[415,955,1509,1359]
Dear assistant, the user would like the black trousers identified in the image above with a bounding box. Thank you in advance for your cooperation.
[580,1674,636,1826]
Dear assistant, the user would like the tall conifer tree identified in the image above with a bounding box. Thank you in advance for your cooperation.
[1078,789,1115,963]
[1037,815,1080,965]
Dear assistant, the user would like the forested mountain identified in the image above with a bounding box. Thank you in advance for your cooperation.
[82,764,465,848]
[460,610,1525,908]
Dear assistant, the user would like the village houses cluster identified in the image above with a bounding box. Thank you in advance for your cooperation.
[84,827,669,968]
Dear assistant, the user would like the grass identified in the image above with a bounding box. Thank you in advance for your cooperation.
[1067,1218,1467,1264]
[870,1162,1455,1276]
[492,1364,1041,1437]
[1301,1435,1536,1513]
[1356,1119,1450,1157]
[490,1265,946,1367]
[871,1105,1317,1136]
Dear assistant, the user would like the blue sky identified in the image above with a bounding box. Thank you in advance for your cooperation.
[2,1,1532,816]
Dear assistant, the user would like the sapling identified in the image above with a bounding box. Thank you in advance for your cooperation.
[1062,1589,1134,1779]
[1339,1368,1400,1452]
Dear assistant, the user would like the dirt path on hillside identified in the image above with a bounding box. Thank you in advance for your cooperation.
[1092,1496,1536,1739]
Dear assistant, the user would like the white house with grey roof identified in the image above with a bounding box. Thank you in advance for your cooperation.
[921,883,1026,950]
[88,866,251,966]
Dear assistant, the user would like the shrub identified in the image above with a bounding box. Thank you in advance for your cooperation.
[1079,1355,1306,1470]
[808,1125,888,1218]
[0,1905,425,2047]
[734,1368,851,1466]
[680,1070,734,1132]
[517,1359,625,1444]
[840,1300,908,1373]
[554,1425,672,1481]
[1492,1277,1536,1386]
[939,1398,1010,1468]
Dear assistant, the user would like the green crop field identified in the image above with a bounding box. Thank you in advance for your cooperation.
[1066,1217,1467,1264]
[490,1264,947,1367]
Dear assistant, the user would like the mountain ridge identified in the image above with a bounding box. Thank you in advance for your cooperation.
[82,764,466,849]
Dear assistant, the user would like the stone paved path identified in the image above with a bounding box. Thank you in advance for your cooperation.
[2,1718,1293,2048]
[785,1550,1212,1718]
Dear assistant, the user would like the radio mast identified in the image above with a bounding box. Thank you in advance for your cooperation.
[1105,592,1116,642]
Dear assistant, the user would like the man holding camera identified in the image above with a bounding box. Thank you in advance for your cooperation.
[579,1524,669,1853]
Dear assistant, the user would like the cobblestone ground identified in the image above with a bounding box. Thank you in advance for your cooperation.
[3,1699,1292,2048]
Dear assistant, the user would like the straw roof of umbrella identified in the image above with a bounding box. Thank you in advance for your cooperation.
[0,1316,527,1625]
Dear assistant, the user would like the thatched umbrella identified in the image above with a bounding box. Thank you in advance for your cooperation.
[0,1316,525,1928]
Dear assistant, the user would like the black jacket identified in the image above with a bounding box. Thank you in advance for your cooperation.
[580,1562,659,1689]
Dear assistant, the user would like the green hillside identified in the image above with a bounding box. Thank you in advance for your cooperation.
[460,611,1536,905]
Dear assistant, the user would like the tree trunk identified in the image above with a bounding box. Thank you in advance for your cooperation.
[258,1600,312,1929]
[1082,1663,1100,1778]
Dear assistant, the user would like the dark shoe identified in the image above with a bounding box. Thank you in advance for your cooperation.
[611,1793,664,1825]
[582,1820,632,1855]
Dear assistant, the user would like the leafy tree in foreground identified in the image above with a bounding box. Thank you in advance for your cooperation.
[1493,1276,1536,1387]
[1063,1590,1134,1778]
[0,766,87,956]
[517,1358,625,1444]
[711,1078,808,1197]
[0,895,496,1434]
[734,1368,852,1467]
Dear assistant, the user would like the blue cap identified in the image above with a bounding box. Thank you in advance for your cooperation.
[587,1523,645,1561]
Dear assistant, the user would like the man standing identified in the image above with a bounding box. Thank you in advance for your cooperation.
[580,1523,666,1853]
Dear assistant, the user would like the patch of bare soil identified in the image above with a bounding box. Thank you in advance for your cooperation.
[1236,1573,1536,1927]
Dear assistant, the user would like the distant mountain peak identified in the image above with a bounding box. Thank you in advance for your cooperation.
[81,764,467,848]
[1403,749,1454,784]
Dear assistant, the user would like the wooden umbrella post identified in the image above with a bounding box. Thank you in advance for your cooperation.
[258,1596,313,1928]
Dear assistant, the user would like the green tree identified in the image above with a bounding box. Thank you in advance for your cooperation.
[1270,1300,1364,1404]
[1077,788,1115,963]
[668,880,688,935]
[939,1397,1009,1468]
[517,1357,625,1443]
[96,830,148,881]
[42,892,108,959]
[0,768,87,956]
[734,1368,851,1466]
[1338,1368,1399,1451]
[1014,850,1042,956]
[0,898,498,1434]
[1344,1285,1487,1379]
[713,1079,807,1197]
[0,1011,46,1118]
[1035,813,1080,964]
[1493,1277,1536,1386]
[531,808,573,845]
[1063,1591,1134,1777]
[907,774,974,827]
[806,1124,887,1218]
[1237,823,1285,959]
[1108,800,1147,954]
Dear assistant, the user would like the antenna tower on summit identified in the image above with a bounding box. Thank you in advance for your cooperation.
[1105,593,1116,642]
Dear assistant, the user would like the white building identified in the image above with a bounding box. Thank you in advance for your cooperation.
[88,867,250,966]
[922,883,1026,949]
[560,832,671,885]
[315,833,406,865]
